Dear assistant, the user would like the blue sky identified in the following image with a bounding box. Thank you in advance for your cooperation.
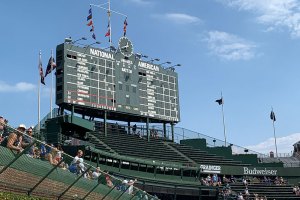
[1,0,300,154]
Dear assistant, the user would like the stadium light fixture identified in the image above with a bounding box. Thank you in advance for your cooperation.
[165,64,181,71]
[64,37,73,43]
[159,61,172,65]
[148,58,160,63]
[135,53,148,59]
[72,37,87,44]
[84,41,101,48]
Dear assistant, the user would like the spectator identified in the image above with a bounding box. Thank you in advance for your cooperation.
[0,117,9,138]
[45,148,60,166]
[0,116,4,136]
[1,124,26,153]
[23,127,35,157]
[237,192,244,200]
[105,174,114,188]
[71,150,84,165]
[245,187,250,199]
[127,179,137,195]
[242,177,248,186]
[92,167,101,179]
[77,158,87,177]
[132,124,137,134]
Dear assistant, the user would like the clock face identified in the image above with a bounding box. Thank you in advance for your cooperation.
[118,37,133,58]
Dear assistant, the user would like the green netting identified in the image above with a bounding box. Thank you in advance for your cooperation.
[0,121,158,200]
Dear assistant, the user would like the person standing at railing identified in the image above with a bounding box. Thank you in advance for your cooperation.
[132,124,137,135]
[1,124,26,153]
[22,127,35,157]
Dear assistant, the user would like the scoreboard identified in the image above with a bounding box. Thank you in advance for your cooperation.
[55,37,180,123]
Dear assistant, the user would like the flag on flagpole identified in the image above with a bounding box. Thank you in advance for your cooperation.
[270,111,276,121]
[92,33,96,40]
[87,14,92,21]
[105,23,110,37]
[215,98,223,105]
[38,55,45,85]
[123,18,128,36]
[45,56,56,77]
[87,20,93,26]
[87,6,92,21]
[90,25,94,32]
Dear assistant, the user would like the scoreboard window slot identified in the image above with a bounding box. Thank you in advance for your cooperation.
[124,73,130,81]
[164,89,170,96]
[99,67,105,74]
[170,90,175,97]
[66,54,77,60]
[126,96,130,104]
[119,83,123,90]
[132,86,137,93]
[165,110,171,116]
[163,75,168,81]
[99,74,105,80]
[99,59,105,66]
[106,61,112,68]
[169,76,175,83]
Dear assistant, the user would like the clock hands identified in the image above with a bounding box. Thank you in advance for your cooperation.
[121,42,130,50]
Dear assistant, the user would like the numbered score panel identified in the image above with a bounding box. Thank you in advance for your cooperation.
[55,38,180,123]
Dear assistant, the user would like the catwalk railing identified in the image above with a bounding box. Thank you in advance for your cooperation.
[0,121,158,200]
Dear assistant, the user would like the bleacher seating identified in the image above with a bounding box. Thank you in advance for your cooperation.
[219,182,300,200]
[89,131,193,165]
[169,143,249,166]
[89,127,249,167]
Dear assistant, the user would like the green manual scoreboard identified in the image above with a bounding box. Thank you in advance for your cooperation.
[56,37,180,123]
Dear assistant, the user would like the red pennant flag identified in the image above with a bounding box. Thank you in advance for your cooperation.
[87,20,93,26]
[105,29,110,37]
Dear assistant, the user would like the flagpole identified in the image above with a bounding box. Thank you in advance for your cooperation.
[38,50,41,134]
[271,107,278,158]
[50,49,53,118]
[108,0,112,47]
[221,92,227,146]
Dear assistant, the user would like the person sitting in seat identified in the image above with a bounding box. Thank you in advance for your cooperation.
[92,167,101,179]
[1,124,26,153]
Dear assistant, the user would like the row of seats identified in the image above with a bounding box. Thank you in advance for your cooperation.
[220,182,300,199]
[89,131,193,165]
[169,143,248,166]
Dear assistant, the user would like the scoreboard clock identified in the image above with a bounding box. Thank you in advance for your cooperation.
[118,37,133,58]
[55,37,180,123]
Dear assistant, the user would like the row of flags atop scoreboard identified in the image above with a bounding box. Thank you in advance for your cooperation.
[86,6,128,41]
[215,97,277,122]
[38,53,56,85]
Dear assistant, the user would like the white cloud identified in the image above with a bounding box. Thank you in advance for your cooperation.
[246,133,300,154]
[154,13,202,24]
[203,31,257,61]
[220,0,300,38]
[0,81,36,92]
[127,0,152,6]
